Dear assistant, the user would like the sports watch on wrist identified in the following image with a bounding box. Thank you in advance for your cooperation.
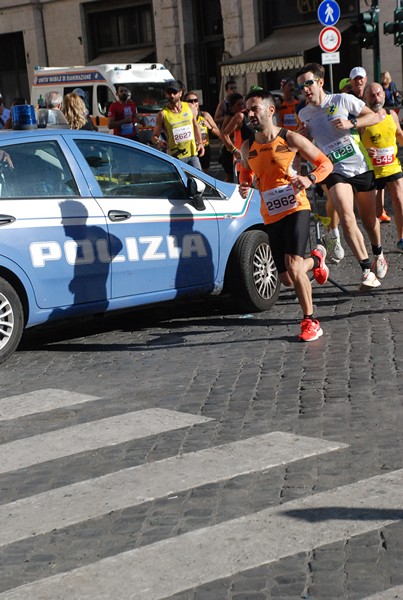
[349,116,358,128]
[307,173,317,184]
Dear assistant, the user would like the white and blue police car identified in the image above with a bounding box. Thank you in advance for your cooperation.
[0,114,279,363]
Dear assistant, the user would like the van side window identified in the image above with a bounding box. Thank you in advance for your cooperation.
[75,139,188,199]
[97,85,116,116]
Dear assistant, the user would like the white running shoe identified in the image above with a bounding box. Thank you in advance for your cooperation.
[322,232,345,264]
[371,253,388,279]
[359,269,381,291]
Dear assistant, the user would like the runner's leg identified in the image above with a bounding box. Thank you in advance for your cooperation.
[387,179,403,241]
[355,189,381,247]
[328,182,369,261]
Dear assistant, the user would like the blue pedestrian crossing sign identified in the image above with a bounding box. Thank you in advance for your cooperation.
[317,0,340,27]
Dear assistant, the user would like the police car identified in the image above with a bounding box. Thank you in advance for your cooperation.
[0,126,280,363]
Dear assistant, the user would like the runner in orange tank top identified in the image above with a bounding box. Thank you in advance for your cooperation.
[239,89,333,342]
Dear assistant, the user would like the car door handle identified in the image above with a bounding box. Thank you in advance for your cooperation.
[108,210,131,222]
[0,214,16,226]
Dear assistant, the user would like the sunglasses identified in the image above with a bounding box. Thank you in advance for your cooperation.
[187,98,198,103]
[297,78,320,91]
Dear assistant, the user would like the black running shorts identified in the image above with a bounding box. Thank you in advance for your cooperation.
[199,144,211,170]
[375,171,403,190]
[324,169,375,192]
[266,210,311,275]
[219,146,234,175]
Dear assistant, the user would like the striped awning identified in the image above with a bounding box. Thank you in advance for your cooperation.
[220,21,351,76]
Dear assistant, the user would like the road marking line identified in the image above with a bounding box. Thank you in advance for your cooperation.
[0,389,101,421]
[362,586,403,599]
[0,409,212,474]
[1,468,402,600]
[0,432,346,547]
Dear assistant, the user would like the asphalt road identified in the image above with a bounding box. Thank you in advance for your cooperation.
[1,168,403,599]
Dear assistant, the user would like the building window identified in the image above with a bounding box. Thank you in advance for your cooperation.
[86,2,153,56]
[198,0,223,38]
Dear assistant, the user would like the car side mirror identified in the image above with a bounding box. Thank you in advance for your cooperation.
[187,177,206,211]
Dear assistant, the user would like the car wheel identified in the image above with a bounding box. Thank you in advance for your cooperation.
[0,277,24,364]
[228,229,280,312]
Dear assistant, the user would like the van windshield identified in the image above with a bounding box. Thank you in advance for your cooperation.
[126,83,168,113]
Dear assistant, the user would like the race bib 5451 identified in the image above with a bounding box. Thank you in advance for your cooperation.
[372,146,395,166]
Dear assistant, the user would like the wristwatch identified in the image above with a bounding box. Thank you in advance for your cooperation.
[307,173,317,184]
[349,116,358,128]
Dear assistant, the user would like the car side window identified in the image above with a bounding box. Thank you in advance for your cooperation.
[75,139,188,199]
[183,170,226,200]
[0,141,79,198]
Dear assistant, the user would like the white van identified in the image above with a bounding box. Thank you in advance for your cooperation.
[31,63,176,142]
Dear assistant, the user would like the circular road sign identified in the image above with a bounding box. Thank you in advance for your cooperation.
[317,0,341,27]
[319,26,341,53]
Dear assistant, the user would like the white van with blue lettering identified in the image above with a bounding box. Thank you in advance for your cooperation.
[0,128,280,363]
[31,63,176,142]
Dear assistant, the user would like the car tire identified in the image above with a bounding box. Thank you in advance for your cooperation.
[0,277,24,364]
[228,229,280,312]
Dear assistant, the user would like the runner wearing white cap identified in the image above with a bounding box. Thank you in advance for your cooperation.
[349,67,367,99]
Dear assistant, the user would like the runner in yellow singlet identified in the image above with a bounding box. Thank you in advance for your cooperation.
[184,91,220,173]
[361,82,403,252]
[239,89,333,342]
[151,81,204,170]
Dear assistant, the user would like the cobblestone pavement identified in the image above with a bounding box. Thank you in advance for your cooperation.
[1,163,403,599]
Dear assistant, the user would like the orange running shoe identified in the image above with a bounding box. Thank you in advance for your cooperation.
[310,244,329,285]
[379,210,391,223]
[299,318,323,342]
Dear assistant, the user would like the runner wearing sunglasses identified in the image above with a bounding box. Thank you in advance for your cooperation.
[296,62,387,291]
[184,91,220,173]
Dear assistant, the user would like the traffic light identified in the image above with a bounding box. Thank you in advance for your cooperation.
[384,6,403,46]
[358,9,378,49]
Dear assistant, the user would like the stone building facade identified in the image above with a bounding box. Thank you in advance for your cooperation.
[0,0,401,114]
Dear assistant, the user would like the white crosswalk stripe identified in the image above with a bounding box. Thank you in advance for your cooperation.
[1,408,212,474]
[2,469,403,599]
[0,389,401,600]
[0,389,101,421]
[0,431,346,547]
[362,586,403,599]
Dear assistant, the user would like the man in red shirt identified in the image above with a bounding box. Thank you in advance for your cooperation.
[108,85,141,140]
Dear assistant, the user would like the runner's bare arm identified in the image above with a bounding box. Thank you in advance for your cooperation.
[193,116,205,157]
[214,100,226,127]
[286,130,333,190]
[238,139,254,198]
[332,105,385,131]
[150,112,167,149]
[203,112,220,139]
[391,110,403,145]
[220,113,242,155]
